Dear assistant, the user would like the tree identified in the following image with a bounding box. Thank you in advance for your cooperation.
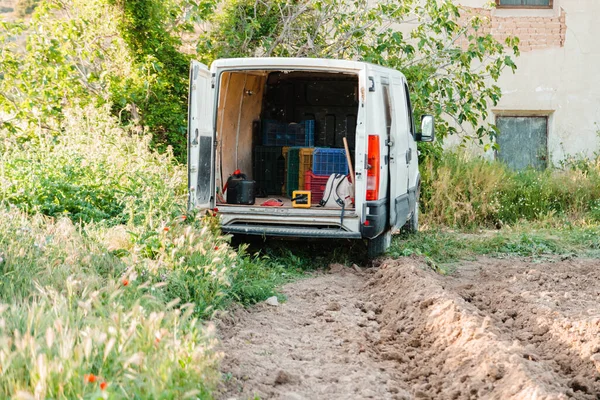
[0,0,208,160]
[198,0,520,148]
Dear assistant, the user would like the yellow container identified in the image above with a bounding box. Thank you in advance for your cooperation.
[292,190,311,208]
[298,148,315,191]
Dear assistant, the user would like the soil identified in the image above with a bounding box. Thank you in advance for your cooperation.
[217,257,600,400]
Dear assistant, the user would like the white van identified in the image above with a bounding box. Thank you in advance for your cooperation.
[188,58,434,257]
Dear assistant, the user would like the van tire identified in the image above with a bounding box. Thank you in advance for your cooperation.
[367,230,391,259]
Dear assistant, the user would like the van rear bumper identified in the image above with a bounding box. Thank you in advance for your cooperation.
[361,199,388,239]
[218,207,361,238]
[222,224,362,239]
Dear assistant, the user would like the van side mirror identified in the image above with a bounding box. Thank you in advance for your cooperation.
[416,115,434,142]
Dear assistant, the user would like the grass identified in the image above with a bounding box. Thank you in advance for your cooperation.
[389,222,600,274]
[420,151,600,228]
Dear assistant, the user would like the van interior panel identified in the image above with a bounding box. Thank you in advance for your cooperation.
[217,71,266,185]
[215,69,359,209]
[262,72,358,150]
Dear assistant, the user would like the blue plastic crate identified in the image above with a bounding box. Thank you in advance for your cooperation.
[262,120,288,146]
[262,120,315,146]
[312,148,349,176]
[287,120,315,146]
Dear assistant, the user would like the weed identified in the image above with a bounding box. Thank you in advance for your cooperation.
[390,223,600,270]
[420,152,600,228]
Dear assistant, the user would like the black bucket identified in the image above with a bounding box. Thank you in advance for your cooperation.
[226,173,256,205]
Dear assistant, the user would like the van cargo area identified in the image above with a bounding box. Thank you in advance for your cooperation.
[215,70,358,210]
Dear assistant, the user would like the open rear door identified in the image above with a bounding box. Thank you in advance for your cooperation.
[188,61,215,209]
[388,78,411,229]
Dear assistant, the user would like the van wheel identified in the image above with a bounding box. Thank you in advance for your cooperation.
[367,230,391,259]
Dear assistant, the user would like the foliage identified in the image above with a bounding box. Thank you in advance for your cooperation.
[389,223,600,270]
[0,210,221,399]
[198,0,520,145]
[0,0,206,160]
[106,0,205,157]
[1,105,186,225]
[420,152,600,228]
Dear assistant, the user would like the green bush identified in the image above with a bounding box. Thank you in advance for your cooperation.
[1,105,186,226]
[421,151,600,228]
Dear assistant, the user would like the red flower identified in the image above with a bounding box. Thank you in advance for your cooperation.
[122,279,129,287]
[163,227,170,232]
[84,374,97,384]
[100,382,108,390]
[214,246,219,250]
[180,215,187,221]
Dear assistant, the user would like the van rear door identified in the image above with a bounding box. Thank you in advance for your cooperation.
[188,61,215,209]
[388,78,411,228]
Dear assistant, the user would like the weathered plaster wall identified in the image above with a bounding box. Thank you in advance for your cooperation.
[452,0,600,164]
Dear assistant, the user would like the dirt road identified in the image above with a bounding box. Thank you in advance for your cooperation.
[217,257,600,400]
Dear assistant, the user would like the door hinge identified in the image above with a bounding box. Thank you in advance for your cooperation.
[405,148,412,164]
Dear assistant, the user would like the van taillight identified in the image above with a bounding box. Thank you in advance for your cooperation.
[366,135,380,201]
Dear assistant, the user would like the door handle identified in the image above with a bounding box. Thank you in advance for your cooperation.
[405,148,412,164]
[192,128,199,146]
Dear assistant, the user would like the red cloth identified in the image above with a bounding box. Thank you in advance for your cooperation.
[261,199,284,207]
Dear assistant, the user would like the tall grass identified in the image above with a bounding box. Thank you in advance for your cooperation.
[0,209,223,398]
[0,103,328,397]
[0,105,236,398]
[421,152,600,228]
[1,105,186,226]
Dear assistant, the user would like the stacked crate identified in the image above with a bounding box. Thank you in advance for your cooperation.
[298,148,315,194]
[262,120,315,147]
[258,119,352,203]
[304,148,349,204]
[257,120,315,197]
[253,146,285,196]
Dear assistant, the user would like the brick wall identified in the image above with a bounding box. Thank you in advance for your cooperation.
[462,8,566,52]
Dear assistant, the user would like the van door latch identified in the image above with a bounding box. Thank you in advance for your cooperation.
[386,139,394,147]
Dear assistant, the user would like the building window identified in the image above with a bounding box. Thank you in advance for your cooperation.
[496,116,548,170]
[496,0,552,9]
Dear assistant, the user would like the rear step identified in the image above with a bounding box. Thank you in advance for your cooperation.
[222,225,362,239]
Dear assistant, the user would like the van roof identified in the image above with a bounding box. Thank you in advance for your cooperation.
[210,57,402,76]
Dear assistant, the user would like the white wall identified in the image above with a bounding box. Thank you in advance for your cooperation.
[455,0,600,164]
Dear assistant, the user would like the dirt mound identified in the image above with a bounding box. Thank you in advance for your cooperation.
[370,258,600,399]
[217,258,600,400]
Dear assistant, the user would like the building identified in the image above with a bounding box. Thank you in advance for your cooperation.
[454,0,599,169]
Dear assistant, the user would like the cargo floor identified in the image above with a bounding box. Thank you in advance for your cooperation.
[217,196,355,210]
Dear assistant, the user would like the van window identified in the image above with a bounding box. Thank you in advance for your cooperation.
[404,83,415,138]
[382,84,392,139]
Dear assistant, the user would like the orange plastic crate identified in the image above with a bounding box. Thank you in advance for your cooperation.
[298,148,315,193]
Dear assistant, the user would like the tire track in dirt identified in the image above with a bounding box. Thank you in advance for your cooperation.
[217,257,600,400]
